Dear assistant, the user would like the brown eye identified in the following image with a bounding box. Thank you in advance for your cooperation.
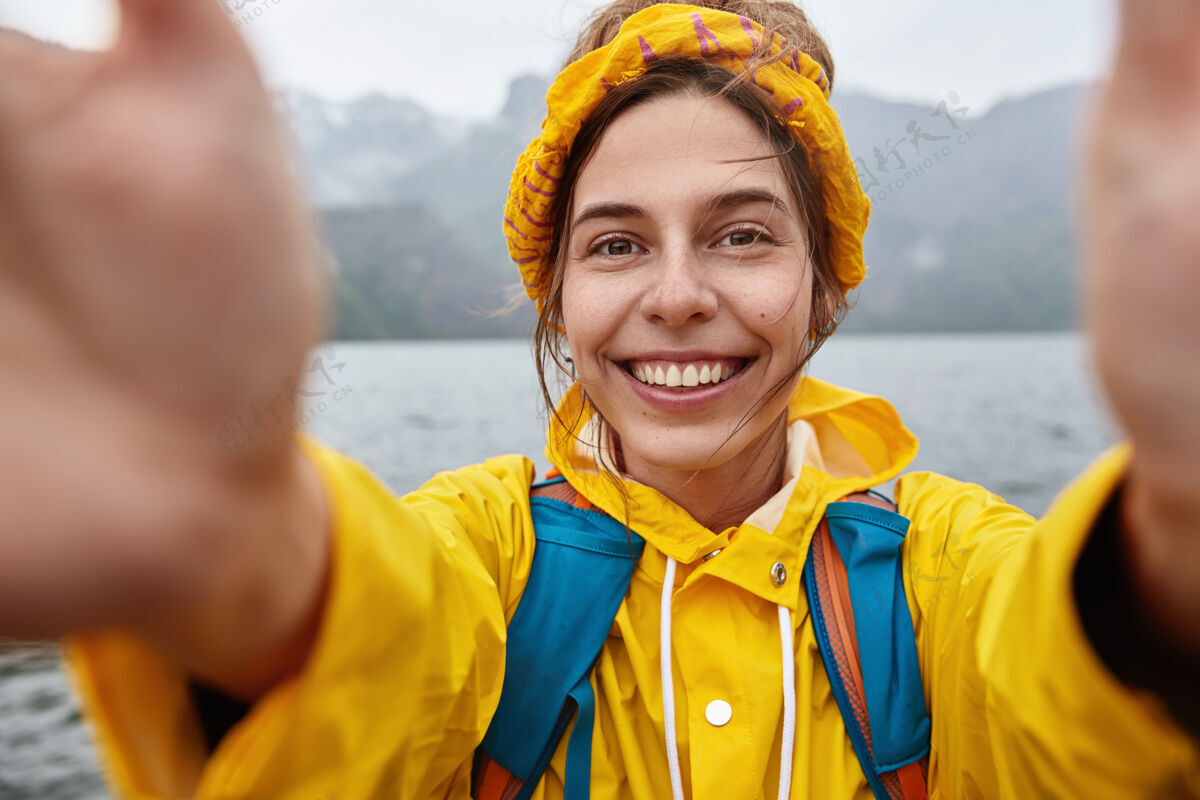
[723,230,759,247]
[602,239,638,256]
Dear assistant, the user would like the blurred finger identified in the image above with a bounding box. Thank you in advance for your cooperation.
[116,0,241,53]
[0,28,91,127]
[0,26,65,86]
[1116,0,1200,85]
[1120,0,1200,40]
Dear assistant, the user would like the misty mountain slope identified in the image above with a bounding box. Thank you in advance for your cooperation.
[278,89,469,208]
[320,205,533,340]
[387,74,551,267]
[832,84,1088,331]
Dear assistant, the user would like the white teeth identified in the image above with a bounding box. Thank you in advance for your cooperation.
[632,361,740,387]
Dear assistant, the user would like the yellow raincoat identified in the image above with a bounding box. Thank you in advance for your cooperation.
[66,379,1199,799]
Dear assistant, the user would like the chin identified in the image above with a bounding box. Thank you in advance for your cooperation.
[615,421,764,477]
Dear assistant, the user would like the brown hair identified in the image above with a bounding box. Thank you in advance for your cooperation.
[533,0,847,435]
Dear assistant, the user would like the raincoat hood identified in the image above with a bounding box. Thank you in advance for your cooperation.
[546,376,919,564]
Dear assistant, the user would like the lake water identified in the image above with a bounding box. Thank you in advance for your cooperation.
[0,333,1119,799]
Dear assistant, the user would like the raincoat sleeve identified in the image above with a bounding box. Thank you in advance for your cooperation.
[898,446,1200,798]
[64,436,539,800]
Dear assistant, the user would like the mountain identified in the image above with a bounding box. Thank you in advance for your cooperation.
[834,85,1091,331]
[387,75,550,267]
[320,205,532,340]
[276,89,468,208]
[275,78,1092,338]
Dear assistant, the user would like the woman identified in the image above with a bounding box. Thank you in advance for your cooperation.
[0,0,1197,798]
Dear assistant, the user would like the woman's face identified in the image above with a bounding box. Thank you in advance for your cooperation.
[561,92,815,485]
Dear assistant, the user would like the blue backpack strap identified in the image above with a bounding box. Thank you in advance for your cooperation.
[474,478,644,800]
[803,494,931,800]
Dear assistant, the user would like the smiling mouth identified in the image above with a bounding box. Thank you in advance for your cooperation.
[625,358,749,389]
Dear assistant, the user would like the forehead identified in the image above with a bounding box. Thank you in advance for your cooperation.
[572,93,788,207]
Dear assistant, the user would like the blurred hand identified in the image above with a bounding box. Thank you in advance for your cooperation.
[0,0,328,664]
[1085,0,1200,649]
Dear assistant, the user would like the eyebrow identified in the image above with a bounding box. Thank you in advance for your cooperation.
[572,202,648,229]
[571,188,791,230]
[703,188,791,218]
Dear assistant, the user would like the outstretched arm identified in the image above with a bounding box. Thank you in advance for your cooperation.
[0,0,329,697]
[1085,0,1200,654]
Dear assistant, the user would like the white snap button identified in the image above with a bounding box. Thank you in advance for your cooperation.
[771,562,787,586]
[705,699,733,727]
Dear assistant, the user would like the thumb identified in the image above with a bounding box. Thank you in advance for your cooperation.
[116,0,240,51]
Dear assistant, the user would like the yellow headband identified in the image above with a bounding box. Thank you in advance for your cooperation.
[505,4,870,311]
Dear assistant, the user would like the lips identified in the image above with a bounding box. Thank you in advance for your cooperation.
[625,357,747,388]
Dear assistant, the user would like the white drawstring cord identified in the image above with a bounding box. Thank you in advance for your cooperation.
[661,556,686,800]
[777,604,796,800]
[659,558,797,800]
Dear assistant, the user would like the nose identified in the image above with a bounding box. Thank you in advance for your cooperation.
[639,246,718,327]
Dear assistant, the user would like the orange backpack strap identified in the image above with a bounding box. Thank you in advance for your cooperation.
[808,492,930,800]
[473,753,524,800]
[530,475,593,511]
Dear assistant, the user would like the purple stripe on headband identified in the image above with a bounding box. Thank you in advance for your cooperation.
[691,13,724,58]
[524,178,554,198]
[520,207,550,228]
[516,256,539,266]
[505,219,551,242]
[782,97,804,114]
[638,35,658,65]
[790,52,801,73]
[601,76,616,93]
[506,236,540,255]
[739,16,759,47]
[533,161,560,183]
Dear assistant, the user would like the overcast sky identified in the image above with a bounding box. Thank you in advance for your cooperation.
[2,1,1117,119]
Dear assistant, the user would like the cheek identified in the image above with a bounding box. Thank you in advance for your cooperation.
[560,271,586,353]
[560,267,615,371]
[730,270,813,334]
[560,269,586,334]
